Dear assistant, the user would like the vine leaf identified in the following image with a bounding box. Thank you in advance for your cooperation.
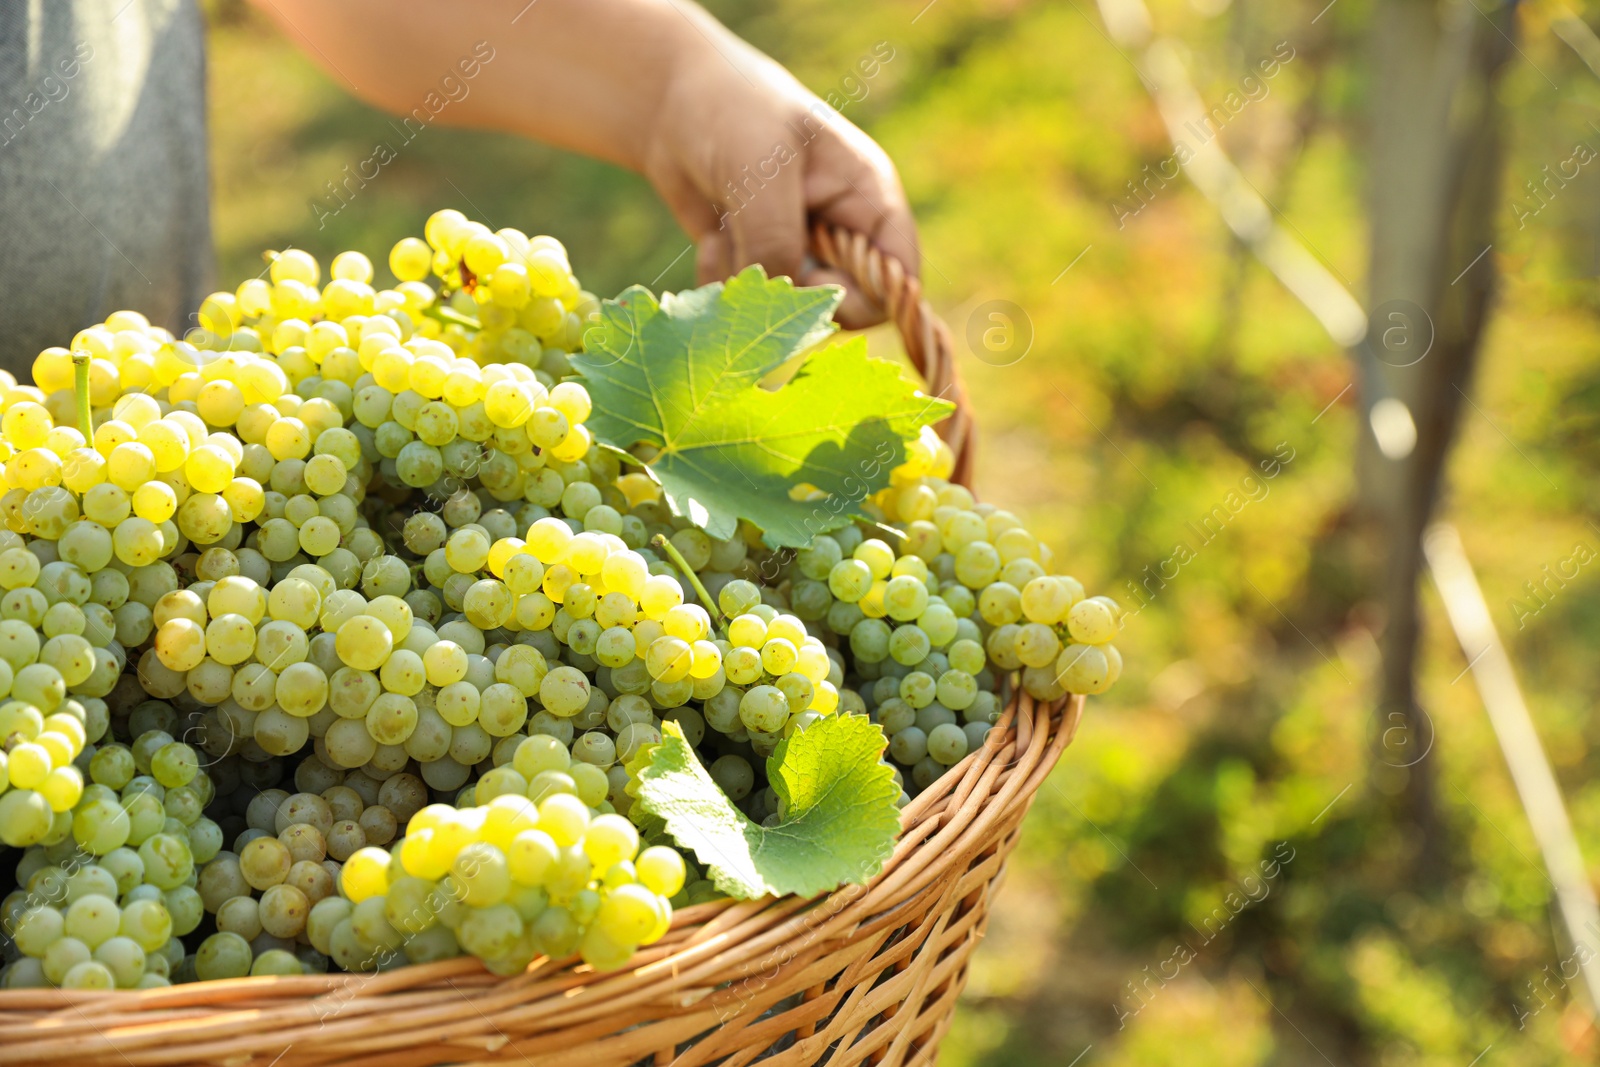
[574,267,953,548]
[630,714,902,900]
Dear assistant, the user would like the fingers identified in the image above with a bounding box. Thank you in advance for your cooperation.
[640,77,917,331]
[799,265,883,331]
[696,229,733,286]
[797,120,919,328]
[722,154,808,286]
[806,120,920,282]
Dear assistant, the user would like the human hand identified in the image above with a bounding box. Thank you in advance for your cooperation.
[250,0,915,326]
[639,14,917,329]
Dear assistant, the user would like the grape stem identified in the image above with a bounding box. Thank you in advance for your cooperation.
[422,305,482,331]
[866,521,908,543]
[650,534,724,629]
[71,352,92,440]
[598,442,650,469]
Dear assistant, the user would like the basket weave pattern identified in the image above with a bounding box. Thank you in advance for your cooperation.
[0,226,1078,1067]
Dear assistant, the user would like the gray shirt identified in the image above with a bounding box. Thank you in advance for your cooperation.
[0,0,213,378]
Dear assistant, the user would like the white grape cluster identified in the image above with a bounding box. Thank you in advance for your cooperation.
[1,708,212,987]
[0,209,1123,989]
[844,429,1123,792]
[312,734,682,976]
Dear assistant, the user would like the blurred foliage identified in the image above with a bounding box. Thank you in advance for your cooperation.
[205,0,1600,1061]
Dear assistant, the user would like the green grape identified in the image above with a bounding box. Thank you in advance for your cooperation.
[1020,575,1073,624]
[457,903,522,960]
[985,624,1022,671]
[977,582,1023,627]
[796,537,843,581]
[509,736,567,782]
[138,833,194,889]
[220,902,264,940]
[569,763,609,808]
[12,906,65,957]
[71,795,131,854]
[1066,597,1119,644]
[572,728,618,768]
[538,665,590,717]
[42,936,91,985]
[150,742,198,788]
[883,575,930,622]
[702,688,742,734]
[888,625,931,667]
[954,542,1002,588]
[738,686,788,734]
[119,898,173,952]
[774,672,813,712]
[0,789,54,847]
[915,703,957,733]
[828,559,873,603]
[888,726,928,764]
[260,883,311,939]
[250,949,304,976]
[94,935,147,988]
[849,618,891,664]
[61,959,116,989]
[64,894,120,948]
[195,931,254,981]
[963,720,994,752]
[934,670,978,710]
[65,865,119,903]
[451,842,512,907]
[334,615,392,673]
[877,699,917,735]
[1055,643,1111,694]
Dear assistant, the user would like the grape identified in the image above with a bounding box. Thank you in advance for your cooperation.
[41,936,91,985]
[195,932,254,981]
[61,960,116,989]
[888,726,929,764]
[217,895,263,940]
[963,720,994,752]
[1066,597,1119,644]
[927,723,970,765]
[151,743,198,788]
[139,833,194,888]
[260,883,312,939]
[250,949,304,976]
[13,906,65,957]
[340,846,391,903]
[64,894,119,948]
[120,898,172,952]
[736,687,787,739]
[0,790,54,847]
[888,625,931,667]
[539,665,590,717]
[1055,644,1111,694]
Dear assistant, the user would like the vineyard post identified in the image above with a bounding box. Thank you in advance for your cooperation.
[1357,0,1516,879]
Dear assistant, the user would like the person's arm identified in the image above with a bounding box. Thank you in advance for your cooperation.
[249,0,916,327]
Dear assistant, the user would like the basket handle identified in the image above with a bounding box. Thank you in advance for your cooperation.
[808,221,976,488]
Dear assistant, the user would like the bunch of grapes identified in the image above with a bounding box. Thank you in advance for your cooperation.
[0,208,1122,990]
[301,733,682,978]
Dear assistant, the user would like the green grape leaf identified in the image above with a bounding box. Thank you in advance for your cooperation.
[573,267,954,548]
[631,713,902,900]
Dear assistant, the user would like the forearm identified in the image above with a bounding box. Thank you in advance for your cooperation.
[249,0,740,172]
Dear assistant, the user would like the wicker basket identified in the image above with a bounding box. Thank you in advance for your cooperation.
[0,225,1085,1067]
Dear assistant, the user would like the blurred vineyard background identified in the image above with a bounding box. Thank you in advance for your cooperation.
[205,0,1600,1062]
